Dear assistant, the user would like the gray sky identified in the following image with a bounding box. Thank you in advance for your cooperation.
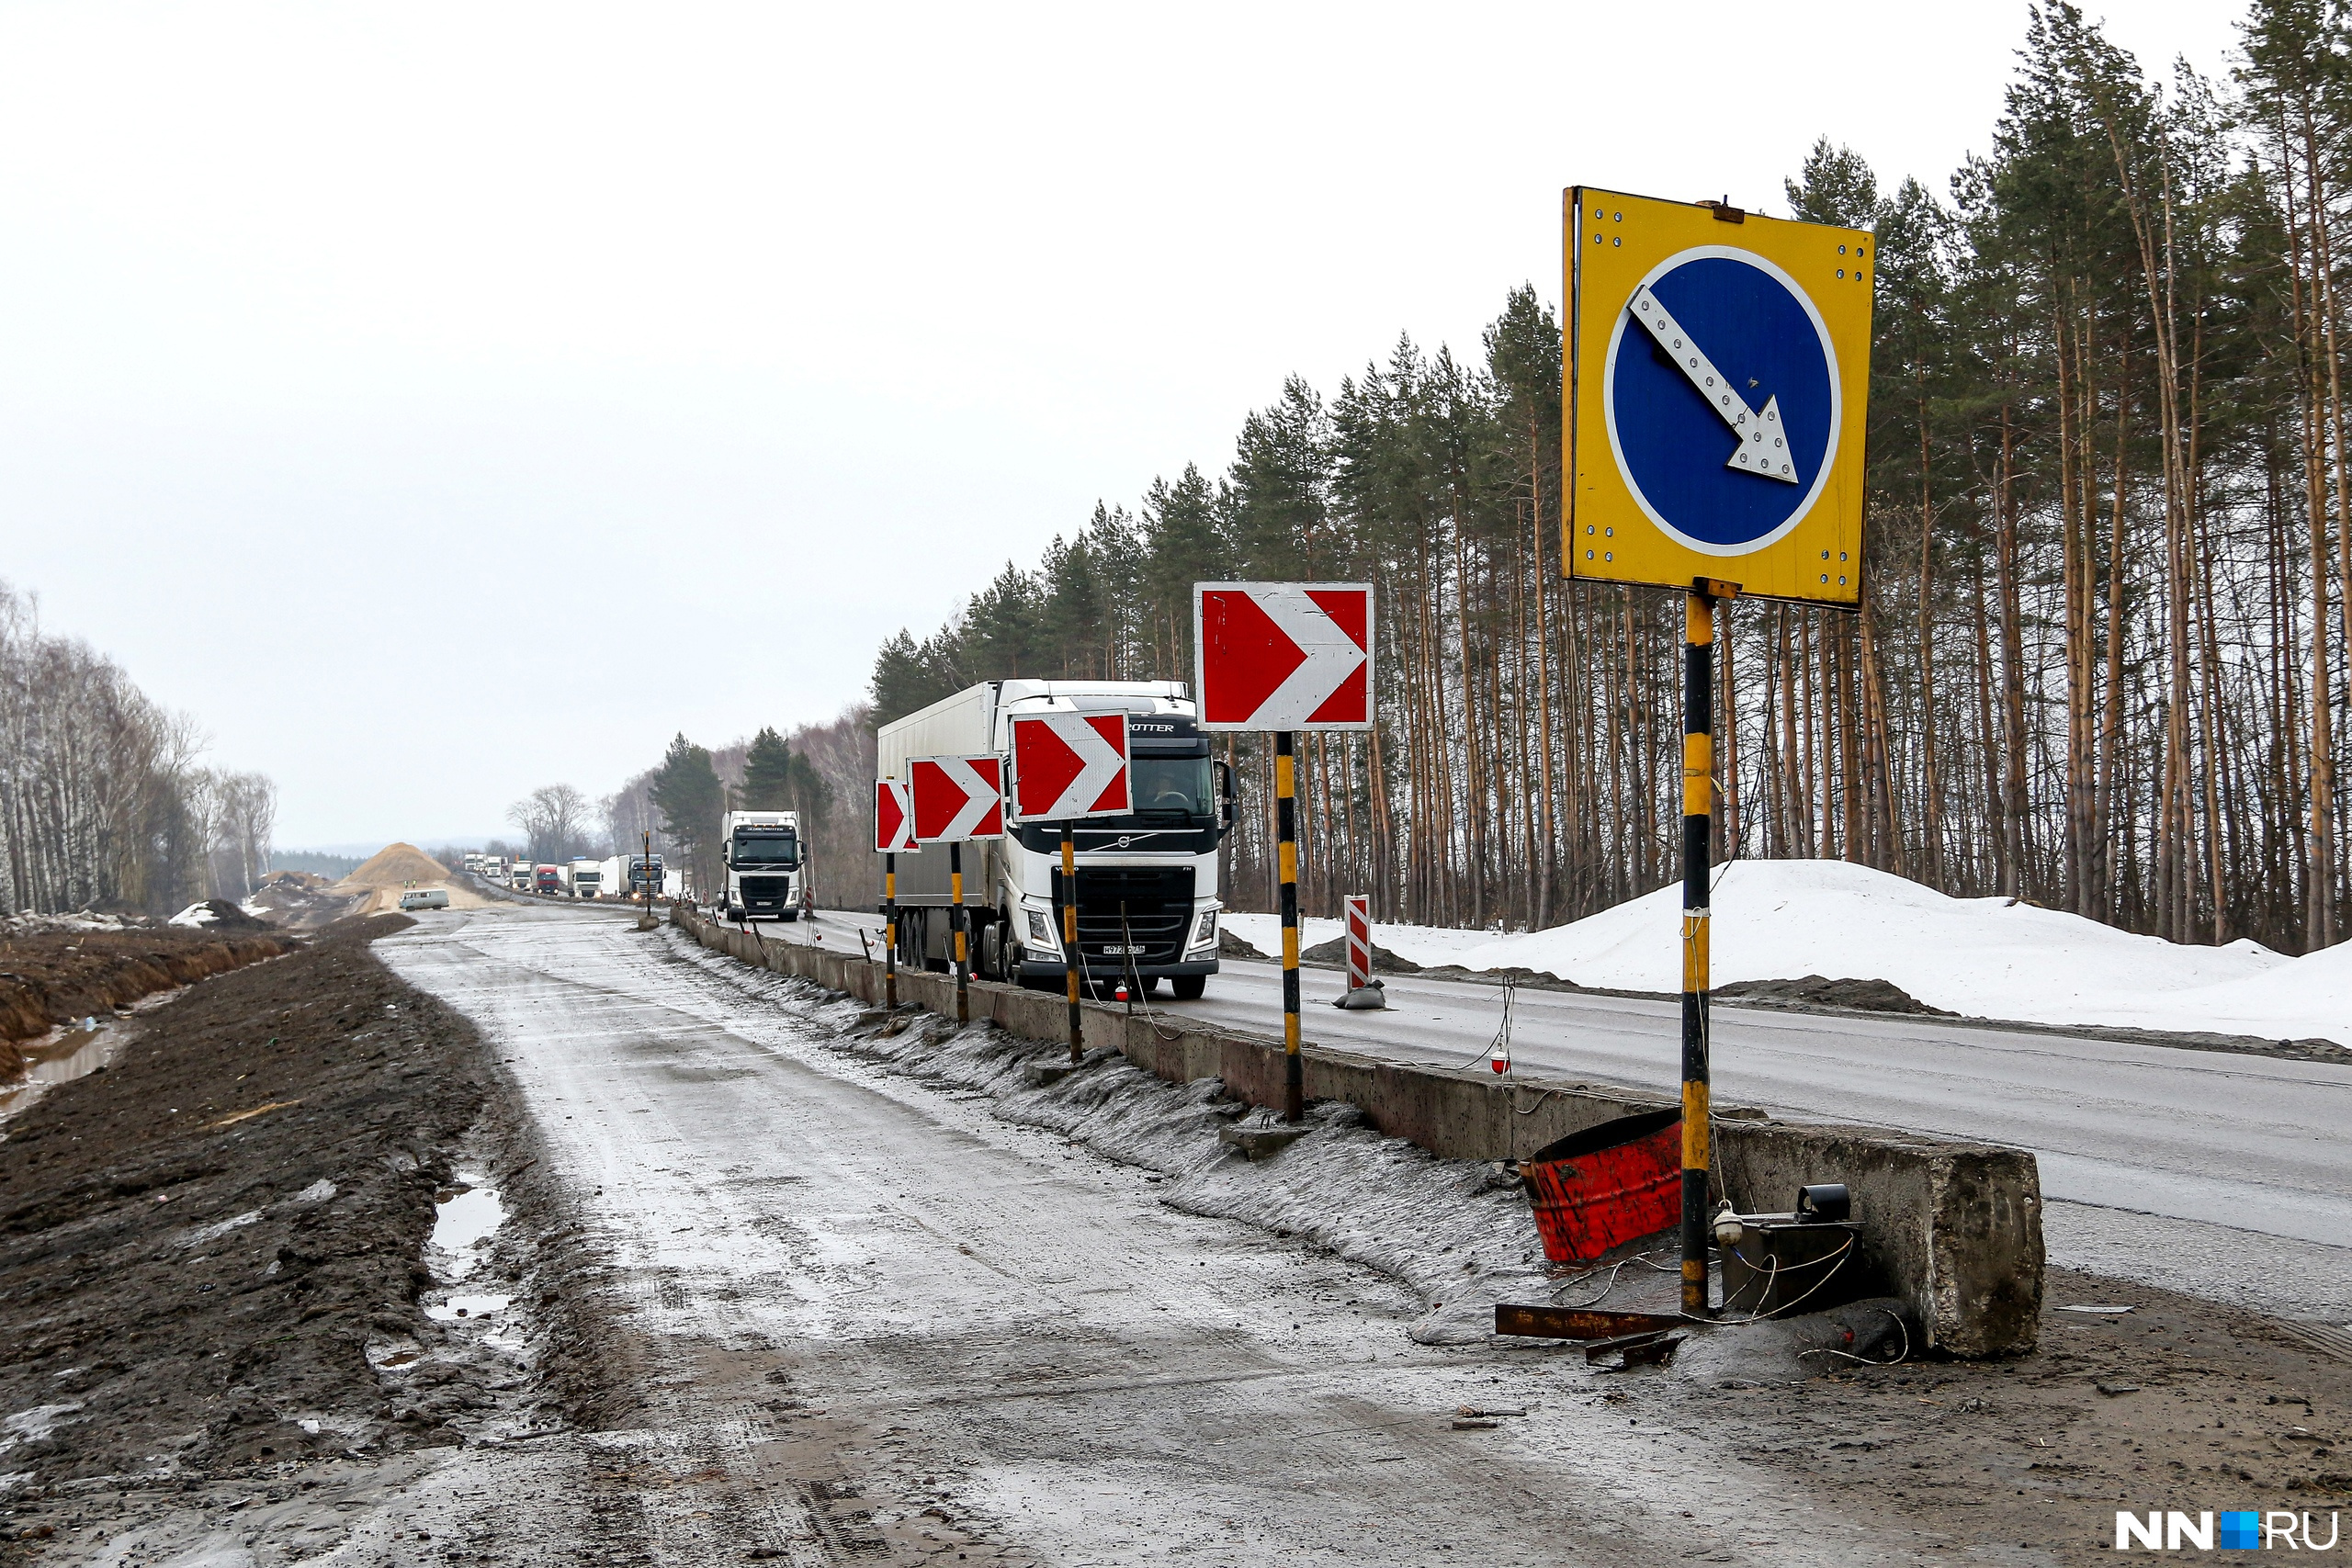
[3,0,2235,850]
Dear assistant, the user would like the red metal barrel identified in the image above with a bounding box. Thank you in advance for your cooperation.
[1520,1108,1683,1265]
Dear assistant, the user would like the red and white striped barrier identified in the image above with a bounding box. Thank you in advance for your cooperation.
[1344,895,1373,992]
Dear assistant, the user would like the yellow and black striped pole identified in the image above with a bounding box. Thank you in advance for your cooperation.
[1680,581,1731,1316]
[950,841,968,1025]
[1277,731,1303,1122]
[1062,825,1082,1062]
[883,852,898,1010]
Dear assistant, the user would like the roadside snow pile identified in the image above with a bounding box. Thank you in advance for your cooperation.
[166,898,272,931]
[1227,860,2348,1048]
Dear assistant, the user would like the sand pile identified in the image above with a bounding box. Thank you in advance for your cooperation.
[336,843,451,891]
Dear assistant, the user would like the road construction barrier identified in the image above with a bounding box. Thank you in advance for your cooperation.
[672,904,2043,1357]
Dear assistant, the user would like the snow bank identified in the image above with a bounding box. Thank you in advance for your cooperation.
[1227,860,2347,1047]
[167,903,220,928]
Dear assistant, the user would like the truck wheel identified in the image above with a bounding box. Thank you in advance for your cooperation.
[1170,976,1206,1001]
[979,919,1003,982]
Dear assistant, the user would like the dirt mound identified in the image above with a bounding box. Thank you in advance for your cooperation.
[249,871,363,931]
[336,842,450,891]
[1297,933,1423,974]
[166,898,276,931]
[1715,974,1952,1015]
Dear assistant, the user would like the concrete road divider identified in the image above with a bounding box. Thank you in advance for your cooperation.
[673,905,2042,1357]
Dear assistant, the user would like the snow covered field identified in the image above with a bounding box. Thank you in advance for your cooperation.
[1225,860,2349,1049]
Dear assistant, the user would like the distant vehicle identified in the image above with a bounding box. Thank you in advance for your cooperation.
[628,853,665,897]
[876,680,1230,999]
[722,811,803,921]
[399,888,449,910]
[511,864,533,893]
[567,858,605,899]
[535,864,562,896]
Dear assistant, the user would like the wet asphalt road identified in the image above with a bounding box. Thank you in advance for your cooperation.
[373,902,1930,1567]
[779,907,2352,1323]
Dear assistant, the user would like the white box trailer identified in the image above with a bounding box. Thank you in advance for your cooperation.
[875,680,1230,1000]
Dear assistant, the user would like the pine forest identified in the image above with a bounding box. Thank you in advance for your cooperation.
[864,1,2352,957]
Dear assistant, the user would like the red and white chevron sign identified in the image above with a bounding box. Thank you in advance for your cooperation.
[1010,713,1131,822]
[910,755,1003,842]
[873,778,917,853]
[1193,582,1374,731]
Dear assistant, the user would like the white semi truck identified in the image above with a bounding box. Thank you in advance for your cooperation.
[875,680,1231,999]
[721,810,805,920]
[566,857,606,899]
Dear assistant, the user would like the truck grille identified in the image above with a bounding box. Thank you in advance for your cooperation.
[1052,865,1194,966]
[741,875,792,908]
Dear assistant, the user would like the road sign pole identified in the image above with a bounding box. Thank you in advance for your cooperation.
[1680,585,1716,1318]
[1061,826,1081,1062]
[883,852,898,1010]
[950,841,968,1025]
[1276,731,1303,1122]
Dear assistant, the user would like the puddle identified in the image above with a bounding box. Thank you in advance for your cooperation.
[0,1022,119,1125]
[428,1175,506,1280]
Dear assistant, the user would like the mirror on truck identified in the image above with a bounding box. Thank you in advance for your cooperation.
[1216,760,1237,833]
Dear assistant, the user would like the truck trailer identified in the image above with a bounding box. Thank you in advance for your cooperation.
[721,811,803,920]
[875,680,1230,999]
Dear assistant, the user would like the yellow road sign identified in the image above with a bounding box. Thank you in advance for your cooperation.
[1563,187,1872,604]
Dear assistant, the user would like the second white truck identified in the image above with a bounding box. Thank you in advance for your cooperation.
[721,810,805,920]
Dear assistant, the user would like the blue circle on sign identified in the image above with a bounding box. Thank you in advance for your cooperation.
[1605,248,1838,553]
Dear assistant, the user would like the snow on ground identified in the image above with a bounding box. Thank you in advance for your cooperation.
[1225,859,2348,1047]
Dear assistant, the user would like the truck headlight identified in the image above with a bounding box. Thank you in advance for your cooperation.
[1187,909,1217,953]
[1025,908,1061,957]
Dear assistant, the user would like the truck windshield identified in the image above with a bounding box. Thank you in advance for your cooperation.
[1130,756,1214,819]
[733,831,798,867]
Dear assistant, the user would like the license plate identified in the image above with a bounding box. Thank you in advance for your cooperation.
[1102,944,1146,955]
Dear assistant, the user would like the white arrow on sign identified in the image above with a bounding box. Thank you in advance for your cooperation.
[1010,713,1130,822]
[1628,284,1799,484]
[1193,582,1374,732]
[874,778,917,853]
[911,755,1003,842]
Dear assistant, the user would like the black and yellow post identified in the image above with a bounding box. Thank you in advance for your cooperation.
[950,842,969,1025]
[1061,826,1081,1062]
[1680,579,1734,1316]
[882,852,898,1010]
[1276,731,1303,1122]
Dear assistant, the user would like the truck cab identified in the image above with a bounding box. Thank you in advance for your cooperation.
[722,812,803,920]
[535,864,562,896]
[568,859,604,899]
[628,853,665,898]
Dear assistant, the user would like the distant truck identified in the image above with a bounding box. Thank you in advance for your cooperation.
[567,858,606,899]
[535,864,562,896]
[721,810,804,921]
[512,863,535,893]
[875,680,1230,999]
[628,853,665,897]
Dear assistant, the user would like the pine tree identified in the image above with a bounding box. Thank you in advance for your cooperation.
[648,734,725,897]
[740,727,794,809]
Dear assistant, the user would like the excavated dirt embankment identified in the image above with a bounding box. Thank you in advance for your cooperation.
[0,927,295,1074]
[0,914,490,1491]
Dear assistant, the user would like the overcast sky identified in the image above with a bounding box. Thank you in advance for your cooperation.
[3,0,2236,851]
